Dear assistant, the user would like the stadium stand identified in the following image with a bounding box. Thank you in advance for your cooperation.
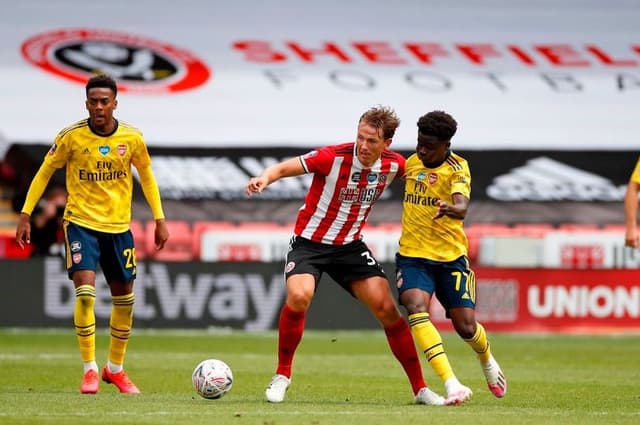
[0,232,33,259]
[557,223,601,232]
[144,220,194,262]
[129,219,147,260]
[510,223,556,238]
[465,224,514,262]
[192,221,235,259]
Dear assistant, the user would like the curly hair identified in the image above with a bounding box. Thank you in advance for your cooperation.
[417,110,457,141]
[85,74,118,97]
[359,105,401,140]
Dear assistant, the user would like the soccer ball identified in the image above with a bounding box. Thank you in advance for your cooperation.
[192,358,233,399]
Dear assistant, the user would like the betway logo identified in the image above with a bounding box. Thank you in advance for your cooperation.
[43,259,284,331]
[486,156,627,201]
[528,285,640,318]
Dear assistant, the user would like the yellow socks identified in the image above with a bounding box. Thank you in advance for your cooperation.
[108,293,135,368]
[74,285,96,364]
[408,312,455,382]
[464,322,491,364]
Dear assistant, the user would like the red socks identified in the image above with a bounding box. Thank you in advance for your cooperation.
[384,318,427,395]
[275,304,306,378]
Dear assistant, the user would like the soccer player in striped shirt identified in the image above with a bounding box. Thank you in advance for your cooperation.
[395,110,507,404]
[15,74,169,394]
[246,106,447,406]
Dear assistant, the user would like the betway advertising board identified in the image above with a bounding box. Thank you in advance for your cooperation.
[1,1,639,152]
[1,258,638,333]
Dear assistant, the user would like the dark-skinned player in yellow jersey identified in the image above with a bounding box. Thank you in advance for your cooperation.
[16,74,169,394]
[395,111,507,405]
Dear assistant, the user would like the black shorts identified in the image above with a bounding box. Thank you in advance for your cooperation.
[284,236,387,295]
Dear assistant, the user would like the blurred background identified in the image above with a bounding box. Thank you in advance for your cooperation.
[1,0,639,333]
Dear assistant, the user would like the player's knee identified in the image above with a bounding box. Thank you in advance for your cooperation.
[399,298,428,315]
[286,291,312,311]
[453,321,476,339]
[370,299,401,322]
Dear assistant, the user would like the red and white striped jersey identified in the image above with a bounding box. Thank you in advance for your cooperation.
[295,142,405,245]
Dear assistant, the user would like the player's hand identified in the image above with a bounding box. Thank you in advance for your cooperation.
[433,200,448,219]
[154,219,170,250]
[624,229,639,248]
[245,176,267,196]
[15,213,31,249]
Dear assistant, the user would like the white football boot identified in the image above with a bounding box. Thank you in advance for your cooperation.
[265,374,291,403]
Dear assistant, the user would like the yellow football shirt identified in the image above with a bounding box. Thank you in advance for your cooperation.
[631,157,640,185]
[39,119,152,233]
[398,151,471,261]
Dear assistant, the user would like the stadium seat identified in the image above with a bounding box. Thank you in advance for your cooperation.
[465,224,513,262]
[511,223,555,238]
[129,219,147,260]
[145,220,194,262]
[602,224,626,233]
[192,221,236,260]
[236,222,288,230]
[0,232,33,259]
[557,223,600,232]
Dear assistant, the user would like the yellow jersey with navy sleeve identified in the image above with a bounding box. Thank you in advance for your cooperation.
[398,151,471,261]
[42,119,152,233]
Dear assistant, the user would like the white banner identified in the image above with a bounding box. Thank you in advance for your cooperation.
[542,231,640,268]
[1,0,639,152]
[200,227,401,263]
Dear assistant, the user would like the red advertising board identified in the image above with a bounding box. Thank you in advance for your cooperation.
[429,268,640,334]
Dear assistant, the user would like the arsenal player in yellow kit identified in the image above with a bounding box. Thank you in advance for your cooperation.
[395,111,507,404]
[15,74,169,394]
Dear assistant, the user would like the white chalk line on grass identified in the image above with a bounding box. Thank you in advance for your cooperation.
[0,352,390,362]
[1,410,638,418]
[0,353,74,360]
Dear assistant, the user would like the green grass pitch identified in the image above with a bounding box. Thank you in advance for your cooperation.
[0,329,638,425]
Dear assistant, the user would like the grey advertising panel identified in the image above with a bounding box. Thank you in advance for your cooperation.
[0,258,385,330]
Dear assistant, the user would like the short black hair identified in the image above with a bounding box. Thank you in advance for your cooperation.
[417,110,457,142]
[85,74,117,97]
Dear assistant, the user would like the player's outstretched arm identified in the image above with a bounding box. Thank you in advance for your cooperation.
[624,180,640,248]
[245,157,304,196]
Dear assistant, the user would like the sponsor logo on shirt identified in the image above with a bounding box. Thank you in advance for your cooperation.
[338,187,381,203]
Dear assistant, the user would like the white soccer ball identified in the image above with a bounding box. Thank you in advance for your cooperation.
[192,358,233,399]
